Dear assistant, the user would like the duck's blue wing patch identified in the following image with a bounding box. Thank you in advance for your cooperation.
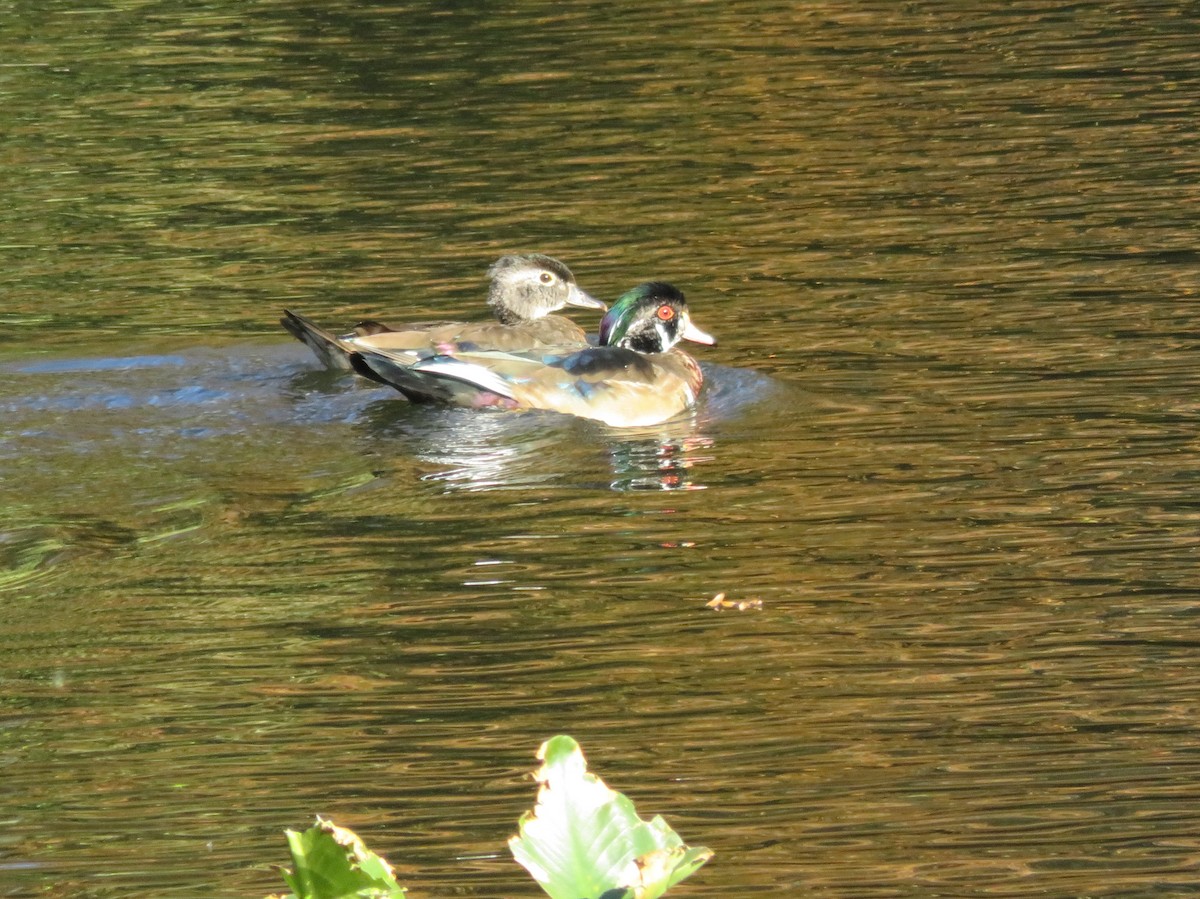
[572,378,600,399]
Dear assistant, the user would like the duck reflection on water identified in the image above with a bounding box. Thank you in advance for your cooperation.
[356,397,718,493]
[607,432,716,492]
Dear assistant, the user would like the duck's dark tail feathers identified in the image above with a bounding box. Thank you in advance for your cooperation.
[351,348,466,403]
[282,309,438,397]
[280,309,361,372]
[345,349,396,389]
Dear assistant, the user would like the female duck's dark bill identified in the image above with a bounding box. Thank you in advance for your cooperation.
[566,283,607,310]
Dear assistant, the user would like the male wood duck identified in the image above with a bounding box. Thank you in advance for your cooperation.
[280,254,605,371]
[347,282,717,427]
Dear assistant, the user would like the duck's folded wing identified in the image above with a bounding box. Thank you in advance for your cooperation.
[405,356,519,402]
[348,323,459,359]
[350,318,454,338]
[413,348,702,427]
[348,345,518,405]
[356,318,588,354]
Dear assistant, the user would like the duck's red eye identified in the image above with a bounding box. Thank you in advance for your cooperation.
[657,305,675,321]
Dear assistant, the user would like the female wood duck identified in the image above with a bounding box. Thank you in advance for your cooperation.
[280,254,605,371]
[348,282,717,427]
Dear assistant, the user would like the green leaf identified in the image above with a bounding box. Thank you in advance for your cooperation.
[509,736,712,899]
[272,817,407,899]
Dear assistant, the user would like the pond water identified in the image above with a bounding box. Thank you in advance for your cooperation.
[3,2,1199,896]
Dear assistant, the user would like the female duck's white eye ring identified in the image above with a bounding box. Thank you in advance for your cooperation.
[539,272,555,284]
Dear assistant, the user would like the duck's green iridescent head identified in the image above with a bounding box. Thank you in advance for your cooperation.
[598,282,716,354]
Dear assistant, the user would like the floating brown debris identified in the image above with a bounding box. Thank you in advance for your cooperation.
[705,592,763,611]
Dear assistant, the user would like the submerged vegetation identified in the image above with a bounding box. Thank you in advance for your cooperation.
[271,736,711,899]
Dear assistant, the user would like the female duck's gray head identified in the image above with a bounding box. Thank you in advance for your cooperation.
[599,282,716,354]
[486,254,605,325]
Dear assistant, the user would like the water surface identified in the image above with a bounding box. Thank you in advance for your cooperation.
[2,2,1199,897]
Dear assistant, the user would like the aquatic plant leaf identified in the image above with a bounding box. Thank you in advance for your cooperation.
[273,817,407,899]
[509,735,712,899]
